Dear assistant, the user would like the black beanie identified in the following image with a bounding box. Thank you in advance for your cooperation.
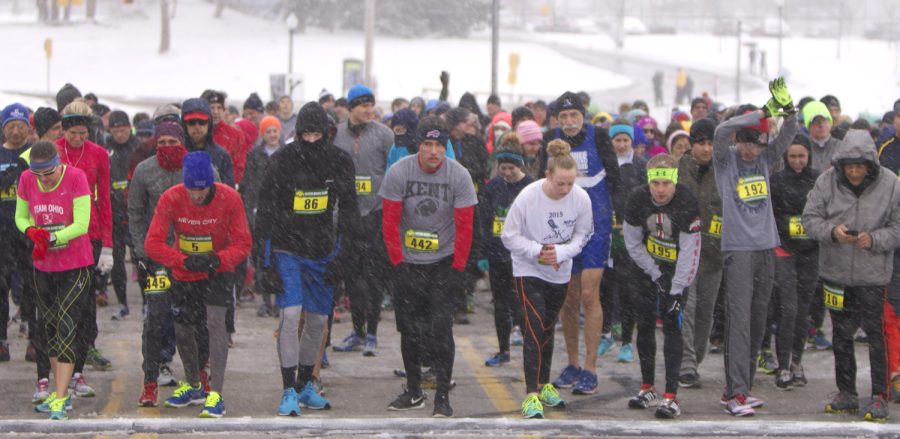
[791,134,812,150]
[108,110,130,128]
[555,91,585,116]
[416,116,450,147]
[444,107,470,131]
[34,107,61,138]
[690,118,716,143]
[55,83,81,112]
[821,95,841,111]
[201,89,227,106]
[243,92,264,112]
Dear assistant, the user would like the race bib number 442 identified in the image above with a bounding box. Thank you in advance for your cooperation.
[404,230,439,252]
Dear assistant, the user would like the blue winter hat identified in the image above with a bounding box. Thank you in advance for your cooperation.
[136,120,156,137]
[1,103,30,129]
[182,151,215,189]
[609,124,634,141]
[347,84,374,108]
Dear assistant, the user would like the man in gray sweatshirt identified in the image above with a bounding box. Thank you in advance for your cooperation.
[713,78,798,416]
[803,129,900,423]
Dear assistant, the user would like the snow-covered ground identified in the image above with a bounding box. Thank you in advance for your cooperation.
[0,0,630,113]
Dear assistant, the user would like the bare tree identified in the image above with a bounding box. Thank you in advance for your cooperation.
[160,0,171,54]
[86,0,96,21]
[62,0,71,22]
[214,0,226,18]
[36,0,48,23]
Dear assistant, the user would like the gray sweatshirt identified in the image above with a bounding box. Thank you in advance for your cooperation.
[333,120,394,217]
[809,135,842,172]
[713,111,798,252]
[802,129,900,287]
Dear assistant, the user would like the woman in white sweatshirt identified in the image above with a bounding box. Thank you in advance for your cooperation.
[501,139,594,419]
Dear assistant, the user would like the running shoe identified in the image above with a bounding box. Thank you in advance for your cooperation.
[298,382,331,410]
[432,392,453,418]
[551,365,581,389]
[617,343,634,363]
[655,394,681,419]
[96,290,109,307]
[521,394,544,419]
[678,371,701,388]
[708,339,723,354]
[510,326,524,346]
[597,334,615,356]
[484,352,511,367]
[381,295,393,311]
[775,369,793,390]
[35,392,71,413]
[0,341,9,362]
[825,391,859,414]
[158,363,177,387]
[86,347,112,371]
[724,394,755,416]
[892,376,900,404]
[388,389,426,411]
[333,333,363,352]
[25,341,37,362]
[539,383,565,408]
[756,351,776,375]
[628,386,658,409]
[863,395,888,423]
[49,396,70,420]
[278,388,301,416]
[611,323,623,340]
[813,329,832,350]
[200,391,225,418]
[572,370,598,395]
[138,381,158,407]
[70,372,95,397]
[111,304,129,321]
[791,364,807,387]
[363,334,378,357]
[745,395,765,408]
[32,378,50,404]
[164,382,206,408]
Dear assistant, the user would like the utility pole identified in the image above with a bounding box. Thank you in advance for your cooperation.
[736,20,742,103]
[364,0,375,87]
[491,0,499,96]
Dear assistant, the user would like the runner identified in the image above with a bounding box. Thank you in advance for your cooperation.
[106,110,137,321]
[501,139,593,419]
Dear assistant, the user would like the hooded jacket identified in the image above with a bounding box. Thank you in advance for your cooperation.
[802,129,900,287]
[108,134,138,225]
[771,139,819,254]
[181,98,235,187]
[254,102,360,261]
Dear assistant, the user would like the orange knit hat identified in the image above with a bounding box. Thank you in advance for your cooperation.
[259,115,282,135]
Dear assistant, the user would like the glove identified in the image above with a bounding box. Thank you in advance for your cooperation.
[667,291,685,331]
[97,247,114,274]
[477,259,489,273]
[25,227,50,262]
[136,259,151,291]
[440,71,450,87]
[183,254,220,274]
[762,77,795,117]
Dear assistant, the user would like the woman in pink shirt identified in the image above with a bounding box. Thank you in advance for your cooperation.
[15,141,94,420]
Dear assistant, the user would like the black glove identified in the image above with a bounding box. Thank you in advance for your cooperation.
[136,259,152,291]
[440,71,450,87]
[183,254,220,274]
[668,292,685,315]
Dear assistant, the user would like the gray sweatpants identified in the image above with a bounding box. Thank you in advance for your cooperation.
[680,262,723,376]
[723,249,774,398]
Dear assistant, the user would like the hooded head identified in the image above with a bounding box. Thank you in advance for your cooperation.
[391,108,419,150]
[181,98,214,150]
[833,129,879,189]
[458,92,484,117]
[511,106,534,128]
[294,102,329,148]
[55,83,82,112]
[33,107,61,139]
[783,134,812,173]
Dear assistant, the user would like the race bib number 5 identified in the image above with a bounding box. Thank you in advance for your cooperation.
[179,234,213,255]
[646,235,677,263]
[824,283,845,311]
[736,175,768,203]
[293,189,328,214]
[404,230,439,252]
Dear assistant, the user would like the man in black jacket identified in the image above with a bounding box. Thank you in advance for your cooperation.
[107,111,138,320]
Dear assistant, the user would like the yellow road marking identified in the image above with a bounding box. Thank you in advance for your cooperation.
[457,336,519,418]
[100,339,134,418]
[132,434,160,439]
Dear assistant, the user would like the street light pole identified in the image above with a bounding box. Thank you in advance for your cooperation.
[286,12,298,76]
[776,0,784,75]
[491,0,499,96]
[364,0,375,87]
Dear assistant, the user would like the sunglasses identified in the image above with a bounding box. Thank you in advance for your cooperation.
[184,119,207,127]
[31,167,56,176]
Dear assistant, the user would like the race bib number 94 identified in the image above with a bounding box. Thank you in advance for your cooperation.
[355,176,372,195]
[293,189,328,214]
[404,230,439,252]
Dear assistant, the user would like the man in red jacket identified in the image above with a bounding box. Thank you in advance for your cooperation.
[145,151,251,419]
[201,90,251,185]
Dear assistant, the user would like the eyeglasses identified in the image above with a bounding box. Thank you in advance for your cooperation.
[31,167,56,176]
[184,119,207,127]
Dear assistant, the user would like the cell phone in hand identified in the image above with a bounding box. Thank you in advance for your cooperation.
[845,230,859,236]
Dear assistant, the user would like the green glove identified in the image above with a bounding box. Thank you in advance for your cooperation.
[477,259,489,273]
[763,98,782,118]
[768,77,793,108]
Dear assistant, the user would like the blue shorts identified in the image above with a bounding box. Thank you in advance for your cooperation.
[572,185,613,273]
[275,252,334,315]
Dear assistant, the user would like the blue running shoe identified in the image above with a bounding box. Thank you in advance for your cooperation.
[363,334,378,357]
[484,352,511,367]
[510,326,524,346]
[199,391,225,418]
[814,330,832,350]
[551,365,582,389]
[572,370,599,395]
[597,335,615,356]
[165,382,206,408]
[618,343,635,363]
[321,351,330,369]
[36,392,72,413]
[48,396,69,420]
[278,388,301,416]
[333,333,363,352]
[299,382,331,410]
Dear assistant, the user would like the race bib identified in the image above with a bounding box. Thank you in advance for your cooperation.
[43,223,68,250]
[404,229,439,252]
[824,283,845,311]
[144,268,171,294]
[0,184,16,201]
[178,234,213,255]
[736,175,768,203]
[293,189,328,215]
[789,215,807,238]
[708,214,722,237]
[355,176,372,195]
[112,180,128,190]
[646,235,677,263]
[492,216,505,237]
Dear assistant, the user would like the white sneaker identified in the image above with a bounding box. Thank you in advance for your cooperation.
[158,363,177,387]
[32,378,50,403]
[70,372,95,397]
